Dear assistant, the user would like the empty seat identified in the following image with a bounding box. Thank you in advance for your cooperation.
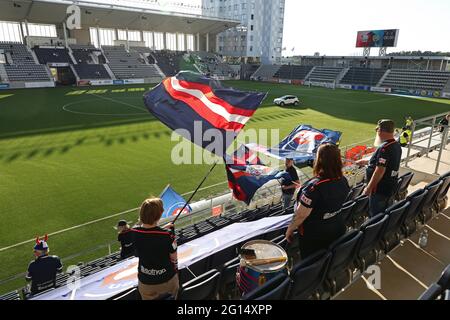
[340,201,356,229]
[346,183,365,202]
[437,264,450,290]
[350,195,369,227]
[178,269,221,300]
[396,172,414,201]
[381,200,410,252]
[420,180,444,223]
[324,230,363,295]
[0,290,20,300]
[179,257,210,284]
[357,214,389,271]
[436,172,450,211]
[418,283,443,300]
[401,189,428,236]
[218,257,240,300]
[241,273,290,300]
[288,250,331,300]
[208,246,238,271]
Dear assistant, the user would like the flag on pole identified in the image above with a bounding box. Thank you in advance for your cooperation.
[247,125,342,166]
[159,185,192,219]
[225,146,282,204]
[143,71,266,157]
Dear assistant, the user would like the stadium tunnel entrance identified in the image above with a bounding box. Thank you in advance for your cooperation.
[49,66,76,86]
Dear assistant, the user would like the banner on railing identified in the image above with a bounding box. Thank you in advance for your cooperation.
[31,215,292,300]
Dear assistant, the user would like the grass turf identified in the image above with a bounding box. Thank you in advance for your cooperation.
[0,81,449,294]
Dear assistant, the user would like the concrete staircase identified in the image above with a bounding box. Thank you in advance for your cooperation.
[376,69,391,87]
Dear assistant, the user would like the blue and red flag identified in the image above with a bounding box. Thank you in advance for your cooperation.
[247,125,342,166]
[159,185,191,219]
[143,71,266,156]
[225,147,282,204]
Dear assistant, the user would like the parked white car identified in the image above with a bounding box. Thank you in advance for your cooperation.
[273,95,300,106]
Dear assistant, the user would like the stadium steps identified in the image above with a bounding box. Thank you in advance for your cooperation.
[376,69,391,87]
[0,64,8,82]
[336,67,350,84]
[251,65,281,80]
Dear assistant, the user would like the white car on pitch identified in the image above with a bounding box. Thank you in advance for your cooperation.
[273,95,300,106]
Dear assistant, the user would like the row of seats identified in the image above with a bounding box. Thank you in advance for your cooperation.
[4,64,51,82]
[380,69,450,91]
[33,47,73,64]
[102,45,162,79]
[340,67,387,86]
[0,42,36,65]
[72,64,111,80]
[152,51,185,76]
[273,65,313,80]
[419,265,450,300]
[251,65,282,80]
[306,66,343,83]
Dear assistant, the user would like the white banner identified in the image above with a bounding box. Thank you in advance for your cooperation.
[24,81,55,88]
[370,87,391,93]
[442,92,450,99]
[90,80,114,86]
[123,79,145,84]
[31,215,292,300]
[338,84,352,90]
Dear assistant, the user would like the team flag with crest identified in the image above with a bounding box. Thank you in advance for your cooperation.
[159,185,192,219]
[143,71,266,157]
[247,125,342,166]
[225,146,288,205]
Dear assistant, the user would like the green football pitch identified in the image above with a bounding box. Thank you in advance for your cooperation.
[0,81,449,294]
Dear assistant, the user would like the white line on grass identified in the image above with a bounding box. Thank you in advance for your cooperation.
[0,181,228,252]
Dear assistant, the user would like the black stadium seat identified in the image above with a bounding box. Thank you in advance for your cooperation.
[288,250,331,300]
[324,230,363,295]
[340,201,356,230]
[401,189,428,236]
[420,180,444,223]
[396,172,414,201]
[418,283,443,300]
[346,183,365,202]
[437,265,450,290]
[218,257,240,299]
[350,195,369,228]
[381,200,410,252]
[241,274,290,300]
[208,245,238,271]
[356,214,389,271]
[178,269,221,300]
[436,172,450,210]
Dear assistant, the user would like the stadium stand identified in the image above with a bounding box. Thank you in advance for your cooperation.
[340,67,387,86]
[240,63,260,80]
[3,64,51,82]
[33,47,73,64]
[306,66,344,83]
[380,69,450,91]
[72,64,111,80]
[192,51,236,78]
[273,65,313,80]
[251,65,281,80]
[0,42,36,64]
[152,51,185,76]
[102,45,162,80]
[0,42,52,83]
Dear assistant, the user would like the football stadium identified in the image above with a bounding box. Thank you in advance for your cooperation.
[0,0,449,303]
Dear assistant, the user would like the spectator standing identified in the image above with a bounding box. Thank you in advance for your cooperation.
[26,236,63,295]
[132,198,179,300]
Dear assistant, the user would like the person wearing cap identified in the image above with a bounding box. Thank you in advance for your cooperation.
[117,220,134,259]
[281,158,300,211]
[25,236,63,295]
[131,198,179,300]
[356,120,402,217]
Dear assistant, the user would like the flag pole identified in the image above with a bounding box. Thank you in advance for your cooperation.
[171,160,219,225]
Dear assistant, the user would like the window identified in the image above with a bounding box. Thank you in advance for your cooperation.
[0,21,23,43]
[143,31,153,48]
[23,23,57,38]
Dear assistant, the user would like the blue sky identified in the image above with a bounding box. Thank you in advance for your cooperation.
[282,0,450,56]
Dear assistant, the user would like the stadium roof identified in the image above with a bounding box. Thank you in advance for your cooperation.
[297,55,450,60]
[0,0,239,34]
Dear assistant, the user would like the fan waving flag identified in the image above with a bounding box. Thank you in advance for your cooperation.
[143,71,266,157]
[159,185,192,219]
[225,147,282,205]
[247,125,342,166]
